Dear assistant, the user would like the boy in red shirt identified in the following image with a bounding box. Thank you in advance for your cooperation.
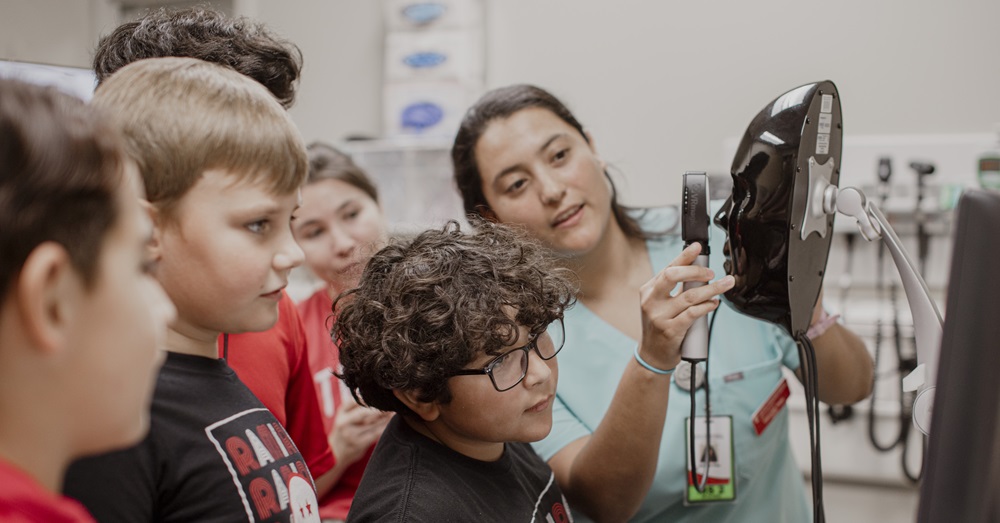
[0,78,174,521]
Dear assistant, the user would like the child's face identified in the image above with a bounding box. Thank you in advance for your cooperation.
[154,169,304,337]
[69,165,175,453]
[432,325,559,460]
[293,178,387,294]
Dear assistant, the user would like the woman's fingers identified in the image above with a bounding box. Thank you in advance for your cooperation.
[643,243,717,299]
[669,242,702,267]
[636,261,735,368]
[642,265,733,319]
[674,275,734,310]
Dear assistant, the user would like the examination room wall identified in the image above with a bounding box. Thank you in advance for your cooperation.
[4,0,997,206]
[258,0,1000,205]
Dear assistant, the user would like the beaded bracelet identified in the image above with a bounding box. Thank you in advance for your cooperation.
[633,346,676,375]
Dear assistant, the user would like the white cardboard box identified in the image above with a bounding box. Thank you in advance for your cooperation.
[384,29,484,83]
[382,80,481,138]
[383,0,484,32]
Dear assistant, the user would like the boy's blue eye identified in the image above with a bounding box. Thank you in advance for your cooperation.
[247,220,269,234]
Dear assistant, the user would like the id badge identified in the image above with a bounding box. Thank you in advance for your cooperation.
[684,415,736,504]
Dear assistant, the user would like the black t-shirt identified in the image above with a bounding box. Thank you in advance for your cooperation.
[64,352,321,523]
[347,415,572,523]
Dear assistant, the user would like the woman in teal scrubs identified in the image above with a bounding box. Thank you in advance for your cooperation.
[451,84,874,522]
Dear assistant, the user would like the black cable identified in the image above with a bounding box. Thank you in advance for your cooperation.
[865,240,924,482]
[866,158,925,480]
[702,314,712,489]
[688,369,702,492]
[223,333,229,362]
[797,333,825,523]
[864,195,925,484]
[868,242,904,452]
[687,310,719,494]
[868,165,901,451]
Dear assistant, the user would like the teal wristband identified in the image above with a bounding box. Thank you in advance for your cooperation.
[633,346,675,375]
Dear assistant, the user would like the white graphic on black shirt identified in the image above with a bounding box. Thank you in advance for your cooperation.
[206,408,320,522]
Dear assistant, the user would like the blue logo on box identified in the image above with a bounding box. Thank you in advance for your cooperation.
[401,102,444,131]
[401,3,447,25]
[403,52,448,69]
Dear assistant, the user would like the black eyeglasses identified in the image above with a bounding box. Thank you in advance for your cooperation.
[448,319,566,392]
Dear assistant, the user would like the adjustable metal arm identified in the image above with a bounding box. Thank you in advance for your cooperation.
[821,185,943,435]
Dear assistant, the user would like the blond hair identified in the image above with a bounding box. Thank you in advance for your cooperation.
[92,56,306,217]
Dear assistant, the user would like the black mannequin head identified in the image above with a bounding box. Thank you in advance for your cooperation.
[715,81,842,336]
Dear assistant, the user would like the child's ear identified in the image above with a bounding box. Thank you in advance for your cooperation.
[142,199,164,262]
[15,243,82,354]
[393,389,441,422]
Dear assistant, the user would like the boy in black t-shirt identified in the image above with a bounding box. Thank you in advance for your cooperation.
[62,57,319,522]
[335,220,577,522]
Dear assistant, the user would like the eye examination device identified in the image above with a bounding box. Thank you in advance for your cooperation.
[716,80,942,434]
[680,171,710,362]
[714,80,945,522]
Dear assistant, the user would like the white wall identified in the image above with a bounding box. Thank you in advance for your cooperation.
[251,0,1000,205]
[253,0,385,143]
[4,0,998,204]
[0,0,118,67]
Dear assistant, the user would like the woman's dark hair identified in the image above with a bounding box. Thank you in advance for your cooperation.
[306,142,379,203]
[93,6,303,108]
[451,84,653,240]
[334,219,576,416]
[0,78,124,303]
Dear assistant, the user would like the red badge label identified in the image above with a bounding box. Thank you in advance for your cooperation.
[751,378,790,436]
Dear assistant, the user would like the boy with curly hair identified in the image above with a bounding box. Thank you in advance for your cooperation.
[92,6,302,108]
[335,221,577,522]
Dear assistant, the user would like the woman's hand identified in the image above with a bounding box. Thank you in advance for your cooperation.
[637,242,735,371]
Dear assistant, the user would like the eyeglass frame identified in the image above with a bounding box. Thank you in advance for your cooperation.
[446,319,565,392]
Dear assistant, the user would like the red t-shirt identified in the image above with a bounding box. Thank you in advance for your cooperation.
[297,288,378,520]
[0,459,95,522]
[217,292,334,481]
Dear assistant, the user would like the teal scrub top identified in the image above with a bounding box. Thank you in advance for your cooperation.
[534,206,811,523]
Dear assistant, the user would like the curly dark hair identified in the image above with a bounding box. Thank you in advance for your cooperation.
[93,6,303,108]
[334,220,577,416]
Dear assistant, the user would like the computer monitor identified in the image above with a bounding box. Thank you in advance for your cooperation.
[0,59,97,101]
[917,188,1000,522]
